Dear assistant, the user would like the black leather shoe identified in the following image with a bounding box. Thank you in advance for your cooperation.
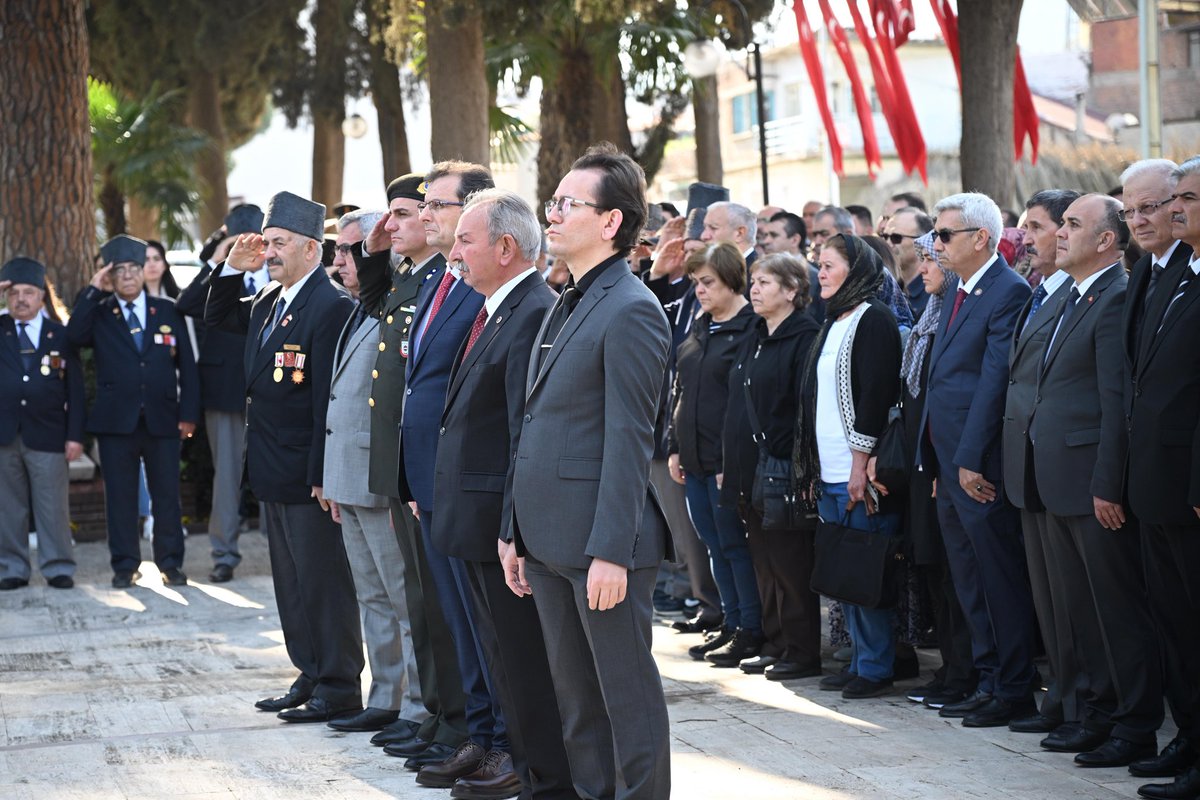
[739,655,778,674]
[160,568,188,587]
[819,666,856,691]
[384,737,436,758]
[403,742,458,770]
[937,689,991,718]
[327,706,399,732]
[371,719,422,747]
[112,570,141,589]
[706,629,764,667]
[962,696,1037,728]
[842,676,893,699]
[415,741,487,787]
[1076,737,1158,768]
[209,564,234,583]
[451,749,523,800]
[923,688,969,710]
[47,575,74,589]
[277,696,362,723]
[766,661,822,681]
[688,627,734,661]
[0,577,29,591]
[255,684,313,712]
[1138,765,1200,799]
[1042,727,1111,753]
[672,613,723,634]
[1009,713,1062,734]
[1131,736,1199,778]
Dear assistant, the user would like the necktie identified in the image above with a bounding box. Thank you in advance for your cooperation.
[460,307,489,363]
[946,288,967,327]
[243,273,257,297]
[125,301,144,350]
[414,271,456,356]
[261,298,285,345]
[1021,283,1048,333]
[1144,262,1165,309]
[1157,267,1196,334]
[17,322,36,373]
[1045,286,1080,362]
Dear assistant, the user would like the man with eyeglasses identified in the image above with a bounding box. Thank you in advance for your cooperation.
[1128,156,1200,800]
[68,235,199,589]
[918,192,1035,729]
[503,143,673,800]
[884,206,934,319]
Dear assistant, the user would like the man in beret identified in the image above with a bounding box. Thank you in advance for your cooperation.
[176,203,265,582]
[205,190,363,724]
[67,235,200,588]
[0,258,85,590]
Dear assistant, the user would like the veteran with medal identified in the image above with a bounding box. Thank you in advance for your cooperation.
[0,258,85,591]
[205,190,363,724]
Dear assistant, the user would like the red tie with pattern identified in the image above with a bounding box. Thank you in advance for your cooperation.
[947,287,967,327]
[460,307,489,363]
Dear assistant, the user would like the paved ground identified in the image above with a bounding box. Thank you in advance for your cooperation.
[0,533,1164,799]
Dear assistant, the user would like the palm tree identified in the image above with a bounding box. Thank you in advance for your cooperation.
[88,77,210,246]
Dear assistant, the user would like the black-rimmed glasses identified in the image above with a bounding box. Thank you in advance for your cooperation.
[886,233,919,245]
[932,227,981,243]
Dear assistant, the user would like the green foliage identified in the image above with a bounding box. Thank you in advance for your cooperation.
[490,105,535,164]
[88,78,210,245]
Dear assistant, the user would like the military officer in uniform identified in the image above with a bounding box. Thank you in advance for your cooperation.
[67,235,200,588]
[0,258,85,590]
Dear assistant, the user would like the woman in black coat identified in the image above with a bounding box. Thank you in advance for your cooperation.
[668,244,760,667]
[720,253,823,681]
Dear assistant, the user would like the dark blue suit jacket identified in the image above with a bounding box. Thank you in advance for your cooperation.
[0,315,85,451]
[919,256,1030,476]
[398,265,484,510]
[67,287,200,438]
[175,263,249,413]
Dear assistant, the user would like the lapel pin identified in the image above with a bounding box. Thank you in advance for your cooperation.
[149,306,156,315]
[973,288,983,296]
[46,331,53,339]
[495,316,503,324]
[281,314,292,327]
[1087,295,1095,303]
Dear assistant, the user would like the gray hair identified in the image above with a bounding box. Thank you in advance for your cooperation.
[463,188,542,263]
[933,192,1003,249]
[1171,155,1200,183]
[708,201,757,244]
[337,209,384,237]
[1120,158,1179,187]
[816,205,855,235]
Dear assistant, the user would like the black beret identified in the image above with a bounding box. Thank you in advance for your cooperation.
[100,234,148,266]
[1,257,46,289]
[224,204,265,237]
[387,173,427,203]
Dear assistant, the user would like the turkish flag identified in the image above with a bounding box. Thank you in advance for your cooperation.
[870,0,927,181]
[928,0,961,89]
[845,1,906,174]
[819,0,882,176]
[1014,48,1040,163]
[793,1,844,176]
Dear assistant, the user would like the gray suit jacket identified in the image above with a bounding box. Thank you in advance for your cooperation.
[1001,277,1074,510]
[323,311,387,508]
[1030,266,1128,517]
[510,258,672,570]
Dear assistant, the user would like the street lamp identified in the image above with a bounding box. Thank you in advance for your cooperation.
[683,0,770,205]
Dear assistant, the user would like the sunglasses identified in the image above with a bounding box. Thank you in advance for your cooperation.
[886,233,919,245]
[932,227,981,243]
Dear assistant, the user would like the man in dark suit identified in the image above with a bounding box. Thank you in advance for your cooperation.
[0,258,84,590]
[175,204,264,583]
[1031,193,1162,767]
[1132,156,1200,800]
[503,143,672,799]
[431,189,572,799]
[393,162,506,775]
[919,192,1036,728]
[205,191,363,724]
[68,235,199,588]
[354,173,468,755]
[1000,188,1081,735]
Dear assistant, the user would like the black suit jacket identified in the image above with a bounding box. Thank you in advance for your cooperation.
[1122,242,1193,409]
[205,266,353,504]
[432,272,556,562]
[0,316,85,451]
[175,262,250,413]
[1126,248,1200,525]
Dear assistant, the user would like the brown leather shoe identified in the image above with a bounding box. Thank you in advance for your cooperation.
[415,740,486,788]
[451,750,523,800]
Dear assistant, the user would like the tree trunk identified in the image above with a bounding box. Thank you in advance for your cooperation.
[958,0,1023,208]
[590,56,633,153]
[98,173,126,239]
[693,74,723,185]
[0,0,94,302]
[310,0,351,209]
[311,111,346,210]
[126,196,160,241]
[426,0,489,166]
[537,32,595,211]
[367,31,410,182]
[186,68,229,238]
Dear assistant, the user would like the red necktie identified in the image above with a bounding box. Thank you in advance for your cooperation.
[947,287,967,327]
[420,271,456,339]
[460,307,489,362]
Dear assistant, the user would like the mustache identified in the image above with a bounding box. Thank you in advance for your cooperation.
[266,257,284,267]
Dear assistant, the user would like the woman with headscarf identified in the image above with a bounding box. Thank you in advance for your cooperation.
[876,230,978,708]
[795,233,902,699]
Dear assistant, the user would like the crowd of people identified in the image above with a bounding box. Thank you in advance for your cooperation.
[1,147,1199,800]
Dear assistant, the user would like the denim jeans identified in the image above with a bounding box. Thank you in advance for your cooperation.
[684,472,762,634]
[817,480,900,682]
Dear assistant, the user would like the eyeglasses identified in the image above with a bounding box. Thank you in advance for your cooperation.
[886,233,919,245]
[1118,197,1174,221]
[932,227,981,243]
[545,196,607,217]
[417,199,465,213]
[333,243,357,254]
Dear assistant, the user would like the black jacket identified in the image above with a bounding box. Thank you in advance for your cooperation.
[721,308,821,507]
[0,316,85,451]
[175,263,249,413]
[668,303,756,476]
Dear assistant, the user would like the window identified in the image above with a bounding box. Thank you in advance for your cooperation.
[731,90,777,134]
[1189,31,1200,68]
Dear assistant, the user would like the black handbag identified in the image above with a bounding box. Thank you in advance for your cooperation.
[743,375,814,531]
[871,403,909,494]
[810,510,905,609]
